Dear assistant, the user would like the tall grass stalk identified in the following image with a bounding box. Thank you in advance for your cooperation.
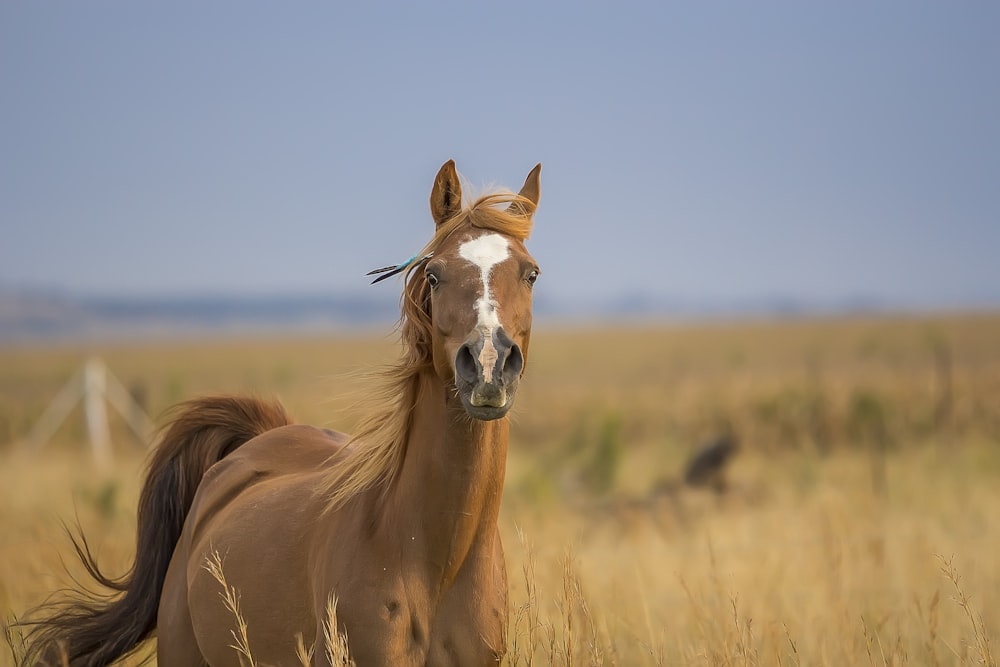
[294,632,313,666]
[559,551,575,667]
[508,525,541,666]
[322,594,355,666]
[938,554,995,667]
[203,549,256,667]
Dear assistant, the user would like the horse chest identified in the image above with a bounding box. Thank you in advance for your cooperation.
[425,576,506,666]
[332,562,506,666]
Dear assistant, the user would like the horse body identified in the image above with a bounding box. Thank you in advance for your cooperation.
[17,160,540,667]
[159,424,342,665]
[162,375,509,666]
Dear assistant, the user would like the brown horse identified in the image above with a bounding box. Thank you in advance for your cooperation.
[18,160,542,666]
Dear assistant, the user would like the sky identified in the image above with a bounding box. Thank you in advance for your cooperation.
[1,2,998,314]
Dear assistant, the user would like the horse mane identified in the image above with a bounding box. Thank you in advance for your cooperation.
[320,190,535,512]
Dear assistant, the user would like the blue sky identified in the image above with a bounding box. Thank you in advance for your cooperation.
[2,3,998,312]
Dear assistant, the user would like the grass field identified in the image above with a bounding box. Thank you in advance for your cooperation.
[2,313,999,665]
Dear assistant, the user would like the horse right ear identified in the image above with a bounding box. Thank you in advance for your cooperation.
[507,163,541,218]
[430,160,463,227]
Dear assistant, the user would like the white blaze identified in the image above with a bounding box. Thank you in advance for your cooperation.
[458,233,510,383]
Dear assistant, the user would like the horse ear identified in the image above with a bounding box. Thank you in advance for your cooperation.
[507,163,541,217]
[430,160,463,227]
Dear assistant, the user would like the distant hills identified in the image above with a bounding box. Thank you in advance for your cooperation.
[0,289,399,341]
[0,287,995,342]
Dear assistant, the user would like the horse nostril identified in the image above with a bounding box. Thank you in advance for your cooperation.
[502,343,523,383]
[456,343,479,384]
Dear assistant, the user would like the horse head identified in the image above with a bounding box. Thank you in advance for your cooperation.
[422,160,541,420]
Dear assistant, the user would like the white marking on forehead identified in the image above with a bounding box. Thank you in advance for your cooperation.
[458,234,510,384]
[458,233,510,270]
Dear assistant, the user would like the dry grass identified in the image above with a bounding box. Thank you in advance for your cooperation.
[501,442,1000,665]
[203,550,257,667]
[1,314,999,665]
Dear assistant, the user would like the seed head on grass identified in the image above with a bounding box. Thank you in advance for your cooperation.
[860,615,882,667]
[323,594,355,666]
[937,554,995,666]
[203,549,256,667]
[781,622,800,667]
[294,632,314,666]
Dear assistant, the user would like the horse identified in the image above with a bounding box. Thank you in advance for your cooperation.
[17,160,542,666]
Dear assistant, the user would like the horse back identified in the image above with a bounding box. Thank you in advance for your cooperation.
[185,424,347,543]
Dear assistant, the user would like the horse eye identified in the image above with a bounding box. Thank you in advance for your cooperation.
[426,272,440,288]
[526,270,539,287]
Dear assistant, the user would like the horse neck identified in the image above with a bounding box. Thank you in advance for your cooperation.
[387,368,508,583]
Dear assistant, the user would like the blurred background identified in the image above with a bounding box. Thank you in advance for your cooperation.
[2,2,998,329]
[2,3,998,665]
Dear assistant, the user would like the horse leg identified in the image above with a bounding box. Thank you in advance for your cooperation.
[157,554,208,666]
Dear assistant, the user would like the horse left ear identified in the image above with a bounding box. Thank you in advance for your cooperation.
[430,159,463,227]
[507,163,541,217]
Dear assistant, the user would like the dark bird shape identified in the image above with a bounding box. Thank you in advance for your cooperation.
[683,435,739,493]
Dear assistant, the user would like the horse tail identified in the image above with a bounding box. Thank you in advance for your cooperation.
[17,395,292,667]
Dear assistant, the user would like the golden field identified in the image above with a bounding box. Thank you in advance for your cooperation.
[1,313,999,665]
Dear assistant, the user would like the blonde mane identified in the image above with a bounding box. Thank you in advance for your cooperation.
[320,191,535,512]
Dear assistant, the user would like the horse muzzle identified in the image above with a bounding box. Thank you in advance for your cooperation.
[454,328,523,420]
